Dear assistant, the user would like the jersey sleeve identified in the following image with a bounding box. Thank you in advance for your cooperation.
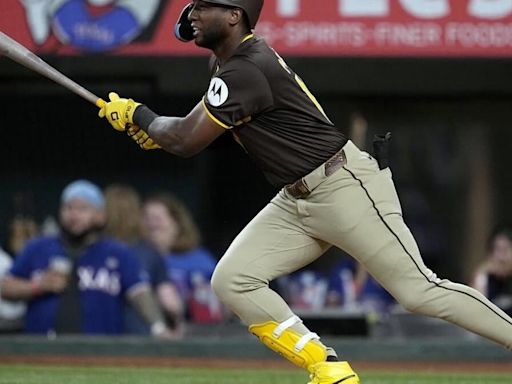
[119,249,150,294]
[152,255,168,287]
[144,247,168,287]
[202,59,273,129]
[9,241,38,279]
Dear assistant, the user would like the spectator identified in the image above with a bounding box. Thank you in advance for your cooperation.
[0,247,26,332]
[7,191,39,255]
[326,259,395,315]
[104,184,184,335]
[104,183,142,243]
[0,180,171,337]
[471,226,512,316]
[142,193,223,324]
[8,215,38,255]
[279,271,328,312]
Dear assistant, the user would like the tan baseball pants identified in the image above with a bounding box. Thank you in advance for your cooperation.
[211,140,512,350]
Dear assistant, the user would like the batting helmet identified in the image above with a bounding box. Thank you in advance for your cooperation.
[175,0,264,42]
[203,0,264,29]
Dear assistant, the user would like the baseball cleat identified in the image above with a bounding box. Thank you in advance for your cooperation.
[307,361,360,384]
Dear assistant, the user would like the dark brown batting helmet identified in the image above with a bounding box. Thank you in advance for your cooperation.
[203,0,264,29]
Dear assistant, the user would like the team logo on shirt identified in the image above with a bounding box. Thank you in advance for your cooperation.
[78,266,121,296]
[207,77,229,107]
[106,257,119,269]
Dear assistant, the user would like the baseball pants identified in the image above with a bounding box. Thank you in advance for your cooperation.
[211,140,512,349]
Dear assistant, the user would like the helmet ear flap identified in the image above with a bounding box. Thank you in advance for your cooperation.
[175,3,194,42]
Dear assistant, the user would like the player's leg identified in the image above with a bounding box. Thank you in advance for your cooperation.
[211,198,359,383]
[352,212,512,349]
[308,141,512,349]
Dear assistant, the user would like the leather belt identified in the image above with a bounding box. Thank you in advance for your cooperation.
[285,149,347,199]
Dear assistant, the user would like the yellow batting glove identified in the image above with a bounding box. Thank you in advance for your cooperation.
[127,125,161,150]
[98,92,141,132]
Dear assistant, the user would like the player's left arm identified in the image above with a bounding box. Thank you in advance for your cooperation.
[98,93,225,157]
[127,286,173,337]
[139,101,226,157]
[99,60,270,156]
[121,249,174,337]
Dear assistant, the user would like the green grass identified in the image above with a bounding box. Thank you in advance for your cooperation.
[0,365,510,384]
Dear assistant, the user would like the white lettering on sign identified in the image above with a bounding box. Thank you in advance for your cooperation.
[400,0,450,19]
[258,19,512,51]
[445,22,512,46]
[283,22,368,47]
[469,0,512,19]
[374,22,442,46]
[276,0,512,20]
[277,0,300,17]
[340,0,388,17]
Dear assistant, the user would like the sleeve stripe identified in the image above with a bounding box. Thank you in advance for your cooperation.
[201,98,232,129]
[125,281,151,298]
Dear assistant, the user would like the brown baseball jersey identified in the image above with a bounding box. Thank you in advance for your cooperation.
[202,34,347,188]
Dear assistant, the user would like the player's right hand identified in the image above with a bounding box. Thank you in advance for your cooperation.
[98,92,141,132]
[127,125,161,150]
[35,270,68,294]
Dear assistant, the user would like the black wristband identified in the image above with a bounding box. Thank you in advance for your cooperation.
[133,105,159,132]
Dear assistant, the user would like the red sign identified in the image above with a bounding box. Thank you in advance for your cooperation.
[2,0,512,57]
[259,0,512,57]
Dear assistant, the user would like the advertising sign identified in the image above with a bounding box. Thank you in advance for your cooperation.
[2,0,512,56]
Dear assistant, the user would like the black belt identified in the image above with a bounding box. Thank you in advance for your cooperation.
[285,149,347,199]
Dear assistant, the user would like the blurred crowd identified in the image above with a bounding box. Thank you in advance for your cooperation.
[1,178,511,338]
[0,180,222,338]
[470,226,512,317]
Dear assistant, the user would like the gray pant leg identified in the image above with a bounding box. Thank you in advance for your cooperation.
[211,198,329,336]
[304,141,512,349]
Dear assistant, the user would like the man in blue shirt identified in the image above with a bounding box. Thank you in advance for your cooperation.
[0,180,170,336]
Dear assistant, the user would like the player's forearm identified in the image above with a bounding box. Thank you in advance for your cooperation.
[148,116,197,157]
[133,106,193,157]
[157,283,184,319]
[127,286,167,334]
[0,275,40,300]
[134,103,215,157]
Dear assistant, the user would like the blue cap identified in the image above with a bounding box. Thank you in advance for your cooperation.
[61,180,105,210]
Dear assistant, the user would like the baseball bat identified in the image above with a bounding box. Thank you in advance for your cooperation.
[0,31,103,106]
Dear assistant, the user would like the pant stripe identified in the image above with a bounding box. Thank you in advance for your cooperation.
[343,166,512,327]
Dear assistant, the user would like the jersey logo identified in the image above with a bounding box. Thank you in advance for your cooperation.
[207,77,229,107]
[106,257,119,269]
[78,266,121,296]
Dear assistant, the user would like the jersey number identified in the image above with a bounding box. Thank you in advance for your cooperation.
[273,50,332,124]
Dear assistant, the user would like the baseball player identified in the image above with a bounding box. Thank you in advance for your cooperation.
[0,180,170,336]
[97,1,512,383]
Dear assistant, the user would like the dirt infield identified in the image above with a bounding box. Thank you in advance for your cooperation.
[0,355,511,373]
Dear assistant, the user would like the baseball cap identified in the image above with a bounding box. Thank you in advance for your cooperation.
[61,180,105,210]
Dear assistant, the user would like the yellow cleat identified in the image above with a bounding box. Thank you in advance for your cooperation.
[307,361,360,384]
